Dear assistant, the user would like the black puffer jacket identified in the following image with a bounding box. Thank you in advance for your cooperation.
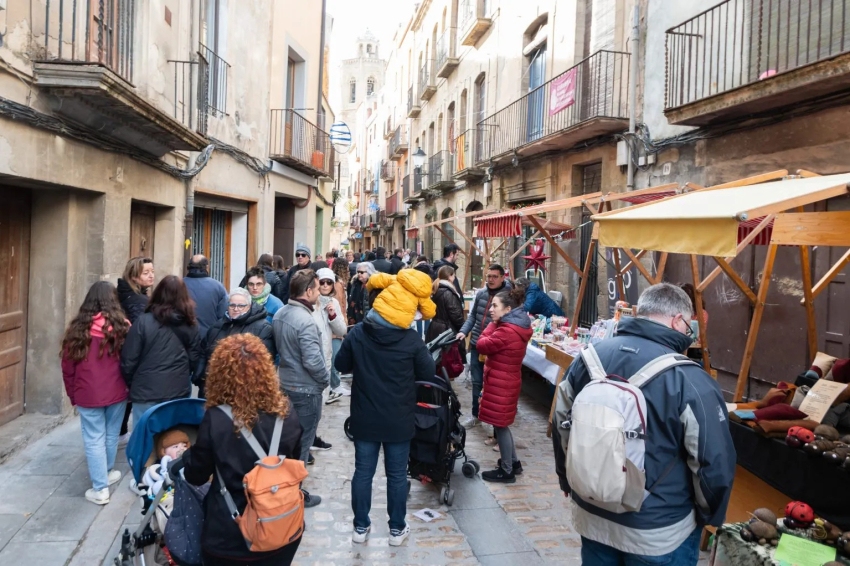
[183,407,302,560]
[335,317,435,443]
[431,258,464,295]
[199,304,275,381]
[120,312,203,403]
[117,278,149,324]
[426,282,467,358]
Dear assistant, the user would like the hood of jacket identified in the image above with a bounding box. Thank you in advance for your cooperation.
[362,317,410,346]
[501,307,531,329]
[616,316,693,353]
[397,268,433,298]
[228,302,268,326]
[90,313,107,338]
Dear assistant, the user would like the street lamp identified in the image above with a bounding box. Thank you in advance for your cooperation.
[412,146,427,171]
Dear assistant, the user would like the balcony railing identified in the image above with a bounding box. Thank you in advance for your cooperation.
[38,0,135,83]
[403,173,423,202]
[665,0,850,110]
[389,124,409,158]
[380,160,396,181]
[427,151,455,190]
[270,110,335,179]
[476,50,629,164]
[436,29,459,78]
[378,210,388,228]
[407,86,421,117]
[419,62,436,101]
[452,129,485,179]
[168,60,209,136]
[199,43,230,117]
[386,191,401,216]
[351,214,362,230]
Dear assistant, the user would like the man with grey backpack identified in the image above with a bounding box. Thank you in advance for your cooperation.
[551,283,735,565]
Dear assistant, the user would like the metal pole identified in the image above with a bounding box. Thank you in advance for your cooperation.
[626,5,639,191]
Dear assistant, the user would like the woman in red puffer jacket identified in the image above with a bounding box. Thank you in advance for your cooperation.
[475,286,532,484]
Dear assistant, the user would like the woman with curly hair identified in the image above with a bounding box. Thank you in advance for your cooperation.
[179,334,303,565]
[120,275,203,424]
[61,281,131,505]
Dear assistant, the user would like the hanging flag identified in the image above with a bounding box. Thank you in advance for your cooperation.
[549,68,577,115]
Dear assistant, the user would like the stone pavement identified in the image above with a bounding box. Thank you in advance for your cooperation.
[0,375,710,565]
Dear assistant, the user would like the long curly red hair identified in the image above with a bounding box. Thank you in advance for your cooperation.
[204,334,290,432]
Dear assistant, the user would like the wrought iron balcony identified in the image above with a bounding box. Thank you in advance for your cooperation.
[459,0,493,47]
[269,110,335,179]
[419,62,437,101]
[436,29,460,78]
[475,50,629,165]
[386,190,405,217]
[407,86,421,118]
[198,43,230,118]
[378,210,388,229]
[389,125,409,160]
[32,0,208,156]
[403,173,423,203]
[427,151,455,191]
[452,129,485,181]
[665,0,850,126]
[380,160,396,181]
[368,210,382,231]
[351,213,362,230]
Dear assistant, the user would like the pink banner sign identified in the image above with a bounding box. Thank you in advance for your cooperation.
[549,68,577,116]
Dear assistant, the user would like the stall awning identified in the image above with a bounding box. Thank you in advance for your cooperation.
[474,193,601,238]
[594,173,850,257]
[406,226,419,239]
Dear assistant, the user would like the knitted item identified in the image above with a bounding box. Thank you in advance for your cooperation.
[158,429,190,457]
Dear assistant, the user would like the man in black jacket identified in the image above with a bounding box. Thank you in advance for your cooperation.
[281,243,313,304]
[335,311,435,547]
[389,248,405,275]
[371,246,394,274]
[432,243,463,295]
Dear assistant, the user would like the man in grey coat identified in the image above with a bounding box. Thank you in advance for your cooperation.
[273,269,326,508]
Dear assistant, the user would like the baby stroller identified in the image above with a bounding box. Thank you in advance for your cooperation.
[407,330,479,506]
[113,398,206,566]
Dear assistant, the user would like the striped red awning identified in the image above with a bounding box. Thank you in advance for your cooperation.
[474,213,576,239]
[737,216,774,246]
[617,191,677,204]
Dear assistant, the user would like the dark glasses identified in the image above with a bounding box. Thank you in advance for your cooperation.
[319,279,334,286]
[295,253,309,258]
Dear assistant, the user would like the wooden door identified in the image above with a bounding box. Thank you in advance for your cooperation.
[130,202,156,259]
[0,189,30,426]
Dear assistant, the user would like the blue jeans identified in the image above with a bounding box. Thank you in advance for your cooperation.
[78,401,127,490]
[352,440,410,532]
[330,338,342,390]
[285,390,322,463]
[131,401,157,427]
[469,346,484,418]
[580,527,701,566]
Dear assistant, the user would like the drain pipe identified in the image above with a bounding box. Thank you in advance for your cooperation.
[183,153,198,274]
[626,5,639,191]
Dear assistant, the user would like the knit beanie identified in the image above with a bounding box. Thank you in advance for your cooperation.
[158,429,191,457]
[295,243,312,257]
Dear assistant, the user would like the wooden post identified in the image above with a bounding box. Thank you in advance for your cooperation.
[800,244,818,363]
[509,230,541,261]
[622,248,654,285]
[483,236,491,265]
[655,252,669,284]
[690,254,711,372]
[612,248,627,301]
[735,244,778,401]
[704,257,757,304]
[569,238,597,336]
[528,215,582,275]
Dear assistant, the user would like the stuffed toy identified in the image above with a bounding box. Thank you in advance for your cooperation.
[784,501,815,529]
[142,455,174,498]
[812,518,843,545]
[786,426,815,448]
[823,444,850,466]
[802,439,836,457]
[741,508,779,546]
[815,424,841,441]
[838,532,850,556]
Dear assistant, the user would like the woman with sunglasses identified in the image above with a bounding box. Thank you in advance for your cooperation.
[196,288,276,397]
[314,268,347,405]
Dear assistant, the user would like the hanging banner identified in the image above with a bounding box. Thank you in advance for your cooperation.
[549,68,577,116]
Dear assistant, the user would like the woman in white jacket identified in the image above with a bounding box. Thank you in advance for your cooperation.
[314,268,347,405]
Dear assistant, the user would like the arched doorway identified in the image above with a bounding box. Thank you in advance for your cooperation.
[465,201,485,289]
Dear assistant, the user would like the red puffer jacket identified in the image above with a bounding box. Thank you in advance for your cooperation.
[475,308,533,428]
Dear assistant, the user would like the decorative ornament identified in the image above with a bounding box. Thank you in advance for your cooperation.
[523,239,551,273]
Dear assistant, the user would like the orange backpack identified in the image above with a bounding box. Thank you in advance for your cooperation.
[216,405,308,552]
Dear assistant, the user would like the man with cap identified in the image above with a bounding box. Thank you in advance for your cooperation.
[281,243,313,304]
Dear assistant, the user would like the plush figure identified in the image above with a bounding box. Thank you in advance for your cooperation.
[142,455,174,498]
[823,444,850,466]
[812,519,842,545]
[784,501,815,529]
[815,424,841,441]
[802,439,836,457]
[157,429,190,460]
[838,532,850,556]
[741,508,779,546]
[786,426,816,448]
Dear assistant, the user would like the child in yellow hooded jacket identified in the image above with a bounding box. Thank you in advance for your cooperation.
[366,269,437,328]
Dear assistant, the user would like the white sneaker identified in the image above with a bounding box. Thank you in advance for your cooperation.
[352,525,370,544]
[129,479,145,496]
[85,487,110,505]
[107,470,122,486]
[325,390,343,405]
[118,432,131,446]
[388,523,410,546]
[335,385,351,396]
[462,417,480,428]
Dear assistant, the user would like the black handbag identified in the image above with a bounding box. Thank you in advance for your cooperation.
[163,474,209,566]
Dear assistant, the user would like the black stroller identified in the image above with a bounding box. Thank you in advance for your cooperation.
[407,330,479,506]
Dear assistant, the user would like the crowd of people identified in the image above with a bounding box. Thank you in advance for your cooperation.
[58,241,733,565]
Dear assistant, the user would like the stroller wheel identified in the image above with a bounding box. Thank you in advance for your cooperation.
[461,461,477,478]
[344,417,354,441]
[470,460,480,474]
[444,488,455,506]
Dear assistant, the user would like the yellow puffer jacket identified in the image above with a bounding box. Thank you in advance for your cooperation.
[367,269,437,328]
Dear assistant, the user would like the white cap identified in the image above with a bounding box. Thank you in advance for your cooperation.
[316,267,336,282]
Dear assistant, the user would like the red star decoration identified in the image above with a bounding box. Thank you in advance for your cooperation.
[523,240,551,273]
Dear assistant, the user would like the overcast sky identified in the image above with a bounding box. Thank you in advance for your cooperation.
[326,0,416,113]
